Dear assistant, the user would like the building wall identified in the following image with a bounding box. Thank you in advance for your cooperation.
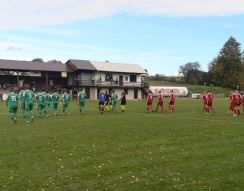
[68,73,74,85]
[88,87,142,100]
[127,89,135,100]
[90,87,97,101]
[94,72,142,83]
[80,72,93,81]
[68,71,144,100]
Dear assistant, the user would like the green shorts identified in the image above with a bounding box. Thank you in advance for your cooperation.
[79,101,85,107]
[25,102,33,111]
[8,106,18,113]
[63,102,69,108]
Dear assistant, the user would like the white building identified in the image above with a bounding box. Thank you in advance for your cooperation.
[66,60,148,100]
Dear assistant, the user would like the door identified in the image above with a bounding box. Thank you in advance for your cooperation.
[85,87,90,99]
[134,88,138,99]
[97,88,100,99]
[119,76,123,86]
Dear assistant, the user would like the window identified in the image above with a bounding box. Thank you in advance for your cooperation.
[125,76,128,81]
[124,88,128,95]
[130,75,137,82]
[105,73,113,81]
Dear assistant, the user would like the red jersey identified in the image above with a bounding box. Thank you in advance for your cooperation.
[207,92,213,101]
[232,92,241,106]
[202,93,208,104]
[147,93,153,105]
[206,92,213,107]
[169,93,175,104]
[229,93,233,101]
[158,93,164,103]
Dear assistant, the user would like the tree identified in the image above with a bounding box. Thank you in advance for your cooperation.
[32,58,44,62]
[179,62,201,84]
[208,57,223,85]
[209,36,243,88]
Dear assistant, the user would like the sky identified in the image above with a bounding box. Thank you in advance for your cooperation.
[0,0,244,75]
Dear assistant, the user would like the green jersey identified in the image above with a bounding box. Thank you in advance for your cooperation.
[7,92,19,108]
[78,91,86,102]
[52,93,60,102]
[36,92,45,105]
[18,90,25,101]
[62,93,71,103]
[41,92,47,101]
[24,90,35,102]
[111,92,118,101]
[46,94,52,103]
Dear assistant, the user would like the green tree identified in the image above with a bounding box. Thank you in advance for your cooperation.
[209,36,243,88]
[208,57,223,85]
[32,58,44,62]
[179,62,201,84]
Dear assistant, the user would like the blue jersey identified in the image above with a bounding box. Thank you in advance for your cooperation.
[99,92,106,102]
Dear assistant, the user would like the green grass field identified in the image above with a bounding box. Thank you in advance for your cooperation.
[1,99,244,191]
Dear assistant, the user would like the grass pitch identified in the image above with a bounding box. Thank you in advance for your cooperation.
[0,99,244,191]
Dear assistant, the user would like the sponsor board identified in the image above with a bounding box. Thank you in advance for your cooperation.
[149,86,188,97]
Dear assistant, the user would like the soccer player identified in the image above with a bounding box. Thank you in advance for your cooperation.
[62,89,71,115]
[146,90,153,113]
[45,91,52,117]
[23,87,35,122]
[78,89,86,113]
[18,88,26,117]
[35,91,45,117]
[202,91,208,113]
[98,90,106,114]
[169,90,176,112]
[206,90,215,114]
[232,90,241,116]
[108,93,113,111]
[111,90,118,111]
[104,91,111,112]
[155,90,164,113]
[52,89,60,115]
[7,89,19,124]
[120,92,126,112]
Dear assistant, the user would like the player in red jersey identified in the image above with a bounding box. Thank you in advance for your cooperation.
[155,90,164,113]
[146,90,154,113]
[202,91,208,113]
[206,90,215,114]
[232,90,241,116]
[169,90,176,112]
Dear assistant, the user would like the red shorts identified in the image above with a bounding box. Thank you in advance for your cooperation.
[207,101,212,107]
[147,101,153,106]
[169,101,175,105]
[235,101,241,107]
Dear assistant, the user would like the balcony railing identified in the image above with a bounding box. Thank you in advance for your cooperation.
[75,80,147,88]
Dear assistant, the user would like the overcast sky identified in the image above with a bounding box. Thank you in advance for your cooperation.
[0,0,244,75]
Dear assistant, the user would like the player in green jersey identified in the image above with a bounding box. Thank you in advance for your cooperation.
[35,92,45,117]
[45,91,52,117]
[62,89,71,115]
[51,90,60,116]
[18,88,26,117]
[77,89,86,113]
[7,90,19,123]
[24,88,35,122]
[111,90,118,111]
